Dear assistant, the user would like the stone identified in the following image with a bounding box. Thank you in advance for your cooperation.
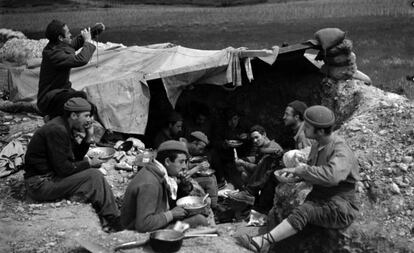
[405,187,414,196]
[379,130,387,135]
[348,125,361,132]
[356,181,365,193]
[379,101,390,108]
[384,167,393,175]
[398,163,409,172]
[402,156,413,164]
[99,167,107,176]
[394,176,408,188]
[390,182,401,194]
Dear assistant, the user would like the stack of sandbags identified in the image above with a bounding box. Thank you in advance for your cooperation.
[310,28,371,84]
[320,38,357,81]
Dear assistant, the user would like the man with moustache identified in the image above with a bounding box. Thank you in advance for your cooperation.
[24,97,121,232]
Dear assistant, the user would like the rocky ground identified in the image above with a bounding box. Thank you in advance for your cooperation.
[0,78,414,252]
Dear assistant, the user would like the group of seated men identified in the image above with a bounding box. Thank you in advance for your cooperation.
[23,19,360,249]
[24,96,360,244]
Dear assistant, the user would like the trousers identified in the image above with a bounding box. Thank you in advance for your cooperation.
[25,169,120,218]
[286,196,358,231]
[193,175,218,209]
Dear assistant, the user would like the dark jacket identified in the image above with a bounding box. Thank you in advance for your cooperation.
[24,116,90,179]
[121,163,173,232]
[37,35,96,112]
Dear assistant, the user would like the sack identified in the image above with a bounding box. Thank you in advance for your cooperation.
[324,52,356,67]
[321,63,357,81]
[326,39,353,56]
[314,28,346,50]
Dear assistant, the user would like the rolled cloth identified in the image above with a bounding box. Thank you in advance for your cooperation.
[158,140,188,155]
[63,97,91,112]
[288,100,308,116]
[304,105,335,128]
[190,131,209,145]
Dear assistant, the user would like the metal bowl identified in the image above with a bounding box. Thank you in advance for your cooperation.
[87,147,116,160]
[197,168,215,177]
[274,170,300,183]
[189,156,207,163]
[176,196,208,216]
[225,139,243,148]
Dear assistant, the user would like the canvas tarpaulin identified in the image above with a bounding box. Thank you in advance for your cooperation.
[5,44,278,134]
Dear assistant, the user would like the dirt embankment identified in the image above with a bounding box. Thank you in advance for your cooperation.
[0,78,413,252]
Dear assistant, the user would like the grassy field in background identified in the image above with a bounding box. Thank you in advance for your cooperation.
[1,0,414,98]
[2,0,411,31]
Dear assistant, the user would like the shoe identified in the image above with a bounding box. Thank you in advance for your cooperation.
[103,215,123,233]
[228,190,255,205]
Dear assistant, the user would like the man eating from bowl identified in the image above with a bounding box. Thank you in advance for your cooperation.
[121,140,209,233]
[236,105,360,252]
[184,131,218,210]
[24,97,122,232]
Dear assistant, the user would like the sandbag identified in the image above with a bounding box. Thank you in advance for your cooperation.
[321,63,357,81]
[326,39,353,57]
[324,52,356,67]
[314,28,346,51]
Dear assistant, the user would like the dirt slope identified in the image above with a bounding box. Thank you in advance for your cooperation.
[0,78,413,252]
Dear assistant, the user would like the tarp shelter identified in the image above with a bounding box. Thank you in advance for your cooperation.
[2,42,317,135]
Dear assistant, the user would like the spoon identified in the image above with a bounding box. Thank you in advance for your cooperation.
[202,193,210,203]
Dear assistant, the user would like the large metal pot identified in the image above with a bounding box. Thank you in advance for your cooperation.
[114,228,218,252]
[149,229,184,252]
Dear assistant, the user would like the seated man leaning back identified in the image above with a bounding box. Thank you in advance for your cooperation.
[231,125,283,203]
[121,140,209,233]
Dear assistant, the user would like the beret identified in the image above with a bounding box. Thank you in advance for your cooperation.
[190,131,209,145]
[63,97,91,112]
[158,140,188,154]
[288,100,308,117]
[304,105,335,128]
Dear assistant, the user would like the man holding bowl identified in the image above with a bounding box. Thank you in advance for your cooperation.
[24,97,121,232]
[121,140,209,232]
[236,105,360,252]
